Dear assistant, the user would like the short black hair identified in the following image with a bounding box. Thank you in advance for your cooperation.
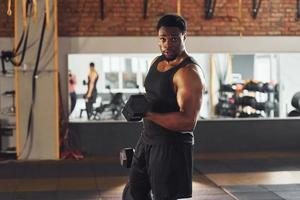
[156,14,187,33]
[90,62,95,67]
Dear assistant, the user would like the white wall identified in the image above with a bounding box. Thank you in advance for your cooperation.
[58,36,300,54]
[0,37,13,49]
[278,54,300,117]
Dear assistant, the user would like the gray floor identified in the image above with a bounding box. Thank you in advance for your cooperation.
[1,152,300,199]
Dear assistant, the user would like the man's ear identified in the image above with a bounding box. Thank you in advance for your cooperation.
[183,32,187,41]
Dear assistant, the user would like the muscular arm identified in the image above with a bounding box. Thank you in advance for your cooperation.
[145,64,205,132]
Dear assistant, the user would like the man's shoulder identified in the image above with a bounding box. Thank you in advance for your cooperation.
[150,55,163,66]
[90,72,98,79]
[176,62,205,87]
[180,62,199,73]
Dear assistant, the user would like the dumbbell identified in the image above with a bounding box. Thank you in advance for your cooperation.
[236,96,257,108]
[239,112,262,118]
[220,84,235,92]
[120,147,135,168]
[122,94,149,121]
[291,92,300,110]
[244,81,263,92]
[262,82,274,93]
[288,110,300,117]
[255,101,274,111]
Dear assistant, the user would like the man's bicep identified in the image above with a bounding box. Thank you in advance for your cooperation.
[176,72,203,118]
[177,85,202,116]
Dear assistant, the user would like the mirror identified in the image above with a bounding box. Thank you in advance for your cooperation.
[68,54,152,121]
[68,53,300,121]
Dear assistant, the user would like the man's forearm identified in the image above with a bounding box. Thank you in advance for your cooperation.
[145,111,197,132]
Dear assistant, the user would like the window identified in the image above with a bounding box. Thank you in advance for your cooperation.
[68,54,155,94]
[122,58,137,89]
[103,56,120,89]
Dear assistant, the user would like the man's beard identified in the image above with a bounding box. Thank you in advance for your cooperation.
[161,53,177,62]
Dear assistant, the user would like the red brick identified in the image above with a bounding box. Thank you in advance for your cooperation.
[2,0,300,36]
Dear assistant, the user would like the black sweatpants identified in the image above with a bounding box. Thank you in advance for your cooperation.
[69,92,77,114]
[128,137,193,200]
[85,90,97,119]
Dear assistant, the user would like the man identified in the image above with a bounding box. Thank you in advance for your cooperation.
[126,14,205,200]
[68,69,77,115]
[84,62,98,120]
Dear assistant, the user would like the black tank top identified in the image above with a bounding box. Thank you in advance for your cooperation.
[142,55,200,145]
[87,73,98,93]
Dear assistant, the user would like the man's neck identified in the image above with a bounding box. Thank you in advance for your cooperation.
[167,50,188,66]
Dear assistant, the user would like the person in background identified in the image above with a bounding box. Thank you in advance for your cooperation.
[84,62,99,120]
[68,69,77,115]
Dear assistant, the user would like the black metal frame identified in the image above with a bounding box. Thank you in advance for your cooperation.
[204,0,217,20]
[143,0,148,19]
[297,0,300,20]
[252,0,262,19]
[100,0,104,20]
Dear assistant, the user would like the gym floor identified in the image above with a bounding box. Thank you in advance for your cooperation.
[1,152,300,200]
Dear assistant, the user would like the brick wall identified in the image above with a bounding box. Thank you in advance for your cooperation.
[1,0,300,37]
[0,0,14,37]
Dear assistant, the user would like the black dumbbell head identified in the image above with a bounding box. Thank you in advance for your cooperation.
[262,82,274,93]
[291,92,300,110]
[236,96,257,108]
[120,148,135,168]
[122,94,149,121]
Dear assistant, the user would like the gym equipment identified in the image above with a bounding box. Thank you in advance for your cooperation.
[288,110,300,117]
[262,82,274,93]
[3,90,16,113]
[243,80,263,92]
[220,84,235,92]
[236,96,257,108]
[215,97,237,117]
[254,101,274,112]
[217,81,277,118]
[92,86,125,120]
[122,94,149,121]
[288,91,300,117]
[205,0,216,19]
[120,147,135,168]
[291,91,300,110]
[80,85,125,120]
[239,112,262,118]
[252,0,263,19]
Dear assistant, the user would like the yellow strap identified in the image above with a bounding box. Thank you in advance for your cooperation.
[33,0,38,23]
[53,0,60,159]
[14,0,20,158]
[45,0,50,28]
[177,0,181,16]
[22,0,27,29]
[7,0,12,16]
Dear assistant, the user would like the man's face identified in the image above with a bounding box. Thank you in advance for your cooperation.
[158,26,186,61]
